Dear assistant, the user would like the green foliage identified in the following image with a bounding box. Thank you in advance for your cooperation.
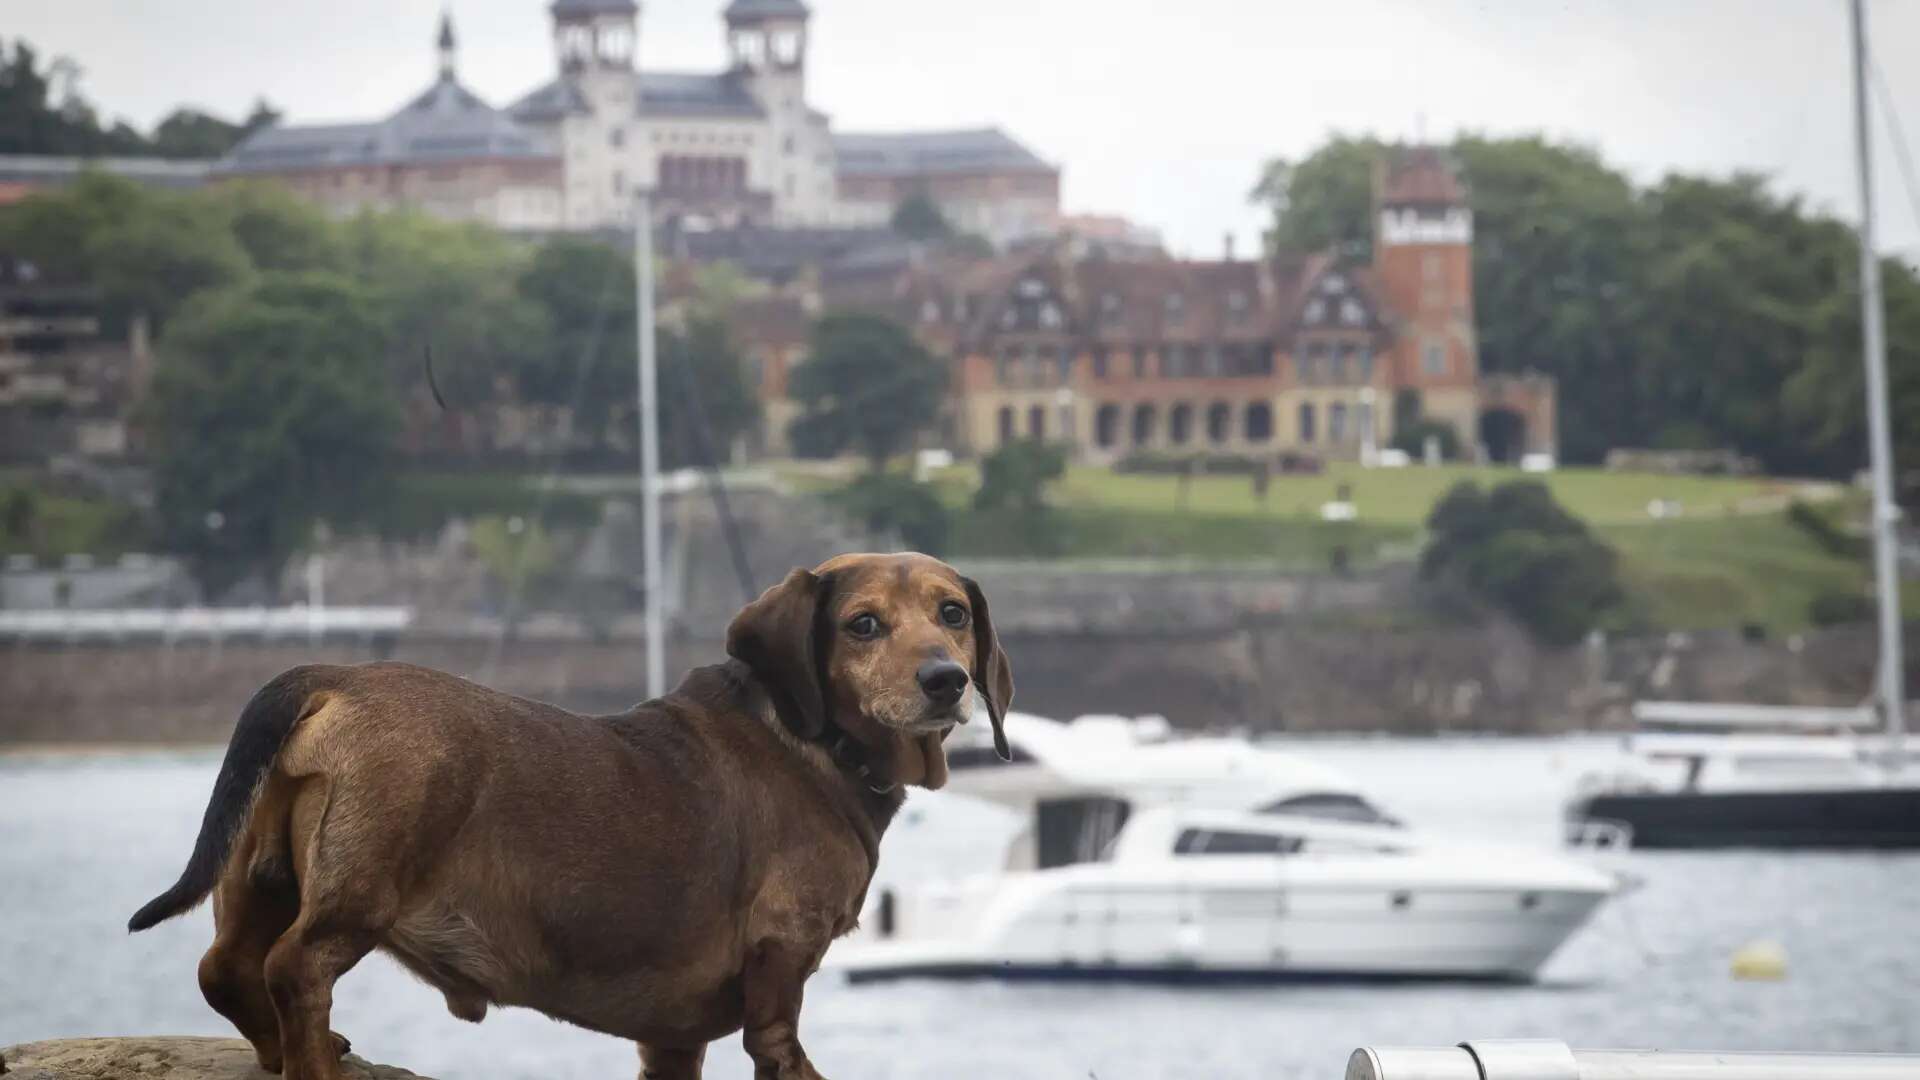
[1250,133,1920,480]
[1786,498,1868,559]
[1391,419,1462,461]
[788,312,947,469]
[144,272,400,599]
[367,472,602,542]
[974,440,1066,512]
[890,191,955,241]
[1809,589,1874,626]
[90,193,253,331]
[0,38,277,157]
[1421,480,1625,645]
[828,472,950,555]
[1250,135,1383,259]
[469,514,558,594]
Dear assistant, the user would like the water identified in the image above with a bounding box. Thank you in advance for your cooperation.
[4,737,1917,1079]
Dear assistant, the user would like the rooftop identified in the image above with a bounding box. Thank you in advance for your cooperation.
[221,74,553,173]
[833,128,1054,178]
[725,0,810,20]
[1380,145,1466,206]
[550,0,638,16]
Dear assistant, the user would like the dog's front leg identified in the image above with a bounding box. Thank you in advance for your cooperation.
[740,939,826,1080]
[639,1042,706,1080]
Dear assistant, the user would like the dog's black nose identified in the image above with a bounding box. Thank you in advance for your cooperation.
[916,659,969,704]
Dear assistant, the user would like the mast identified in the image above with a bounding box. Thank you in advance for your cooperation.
[635,189,666,699]
[1850,0,1906,767]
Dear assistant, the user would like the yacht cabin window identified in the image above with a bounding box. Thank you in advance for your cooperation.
[1173,829,1303,856]
[1258,792,1401,826]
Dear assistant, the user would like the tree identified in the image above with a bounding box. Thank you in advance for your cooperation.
[0,170,151,284]
[223,182,345,273]
[1250,134,1383,259]
[890,191,954,241]
[144,272,400,599]
[0,40,147,155]
[974,439,1066,513]
[660,316,762,468]
[787,312,947,470]
[1420,480,1624,646]
[828,473,950,555]
[350,210,544,416]
[89,192,253,331]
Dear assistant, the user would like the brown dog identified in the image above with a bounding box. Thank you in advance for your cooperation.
[127,552,1012,1080]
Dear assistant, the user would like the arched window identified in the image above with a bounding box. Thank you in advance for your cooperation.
[1245,402,1273,443]
[1028,405,1046,439]
[1132,403,1156,446]
[1298,403,1317,443]
[1169,403,1192,445]
[1095,404,1120,448]
[1206,402,1230,444]
[997,406,1015,445]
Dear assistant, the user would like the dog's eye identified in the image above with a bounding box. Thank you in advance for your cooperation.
[939,601,970,628]
[846,614,881,639]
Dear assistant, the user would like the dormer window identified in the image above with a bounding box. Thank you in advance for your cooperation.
[1040,302,1062,330]
[1018,277,1046,299]
[1100,292,1122,321]
[921,299,941,325]
[1304,298,1326,324]
[1000,306,1017,329]
[1323,274,1347,294]
[1340,298,1365,326]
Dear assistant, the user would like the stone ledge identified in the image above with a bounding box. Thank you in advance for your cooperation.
[0,1037,433,1080]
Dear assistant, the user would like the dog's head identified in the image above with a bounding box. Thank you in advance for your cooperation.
[726,552,1014,791]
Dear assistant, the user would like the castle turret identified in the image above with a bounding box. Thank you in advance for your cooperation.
[1373,146,1478,446]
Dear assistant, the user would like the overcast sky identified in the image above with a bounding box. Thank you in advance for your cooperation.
[14,0,1920,258]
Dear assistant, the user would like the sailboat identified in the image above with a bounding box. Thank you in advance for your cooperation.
[1567,0,1914,850]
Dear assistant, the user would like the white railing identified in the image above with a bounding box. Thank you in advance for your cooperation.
[0,606,413,643]
[1348,1040,1920,1080]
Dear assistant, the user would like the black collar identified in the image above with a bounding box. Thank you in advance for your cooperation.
[828,730,897,794]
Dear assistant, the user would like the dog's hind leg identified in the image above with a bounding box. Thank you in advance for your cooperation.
[639,1042,707,1080]
[263,781,400,1080]
[198,845,299,1072]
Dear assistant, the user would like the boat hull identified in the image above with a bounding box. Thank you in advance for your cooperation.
[1573,786,1920,849]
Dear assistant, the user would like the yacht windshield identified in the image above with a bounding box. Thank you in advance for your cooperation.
[1258,792,1401,827]
[1174,829,1303,855]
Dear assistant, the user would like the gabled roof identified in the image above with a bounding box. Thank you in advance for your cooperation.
[551,0,638,16]
[640,72,765,118]
[219,74,554,174]
[832,128,1054,179]
[725,0,810,20]
[509,79,593,123]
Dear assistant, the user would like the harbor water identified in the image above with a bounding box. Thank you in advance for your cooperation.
[4,736,1916,1079]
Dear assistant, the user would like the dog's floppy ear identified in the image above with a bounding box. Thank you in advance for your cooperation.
[728,568,835,740]
[963,576,1015,761]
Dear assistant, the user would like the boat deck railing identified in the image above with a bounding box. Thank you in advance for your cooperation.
[1348,1040,1920,1080]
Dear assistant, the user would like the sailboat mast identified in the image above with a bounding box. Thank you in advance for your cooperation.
[1850,0,1906,766]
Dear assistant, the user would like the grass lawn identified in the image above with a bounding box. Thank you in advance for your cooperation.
[787,459,1895,631]
[969,461,1821,527]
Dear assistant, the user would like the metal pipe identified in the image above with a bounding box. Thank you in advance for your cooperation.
[635,189,665,699]
[1348,1041,1920,1080]
[1850,0,1907,768]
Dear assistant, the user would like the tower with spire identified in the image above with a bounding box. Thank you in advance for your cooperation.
[437,10,457,81]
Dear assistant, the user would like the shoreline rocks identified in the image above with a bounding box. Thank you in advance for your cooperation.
[1,1037,434,1079]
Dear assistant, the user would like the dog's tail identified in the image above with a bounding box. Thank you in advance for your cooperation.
[127,666,334,932]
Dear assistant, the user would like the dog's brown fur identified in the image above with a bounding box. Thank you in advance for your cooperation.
[127,553,1013,1080]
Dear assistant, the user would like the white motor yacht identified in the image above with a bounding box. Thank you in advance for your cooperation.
[828,713,1621,983]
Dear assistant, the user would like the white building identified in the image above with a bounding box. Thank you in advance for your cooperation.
[218,1,1060,246]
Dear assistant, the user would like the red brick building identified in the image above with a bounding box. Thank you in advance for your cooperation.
[733,146,1557,465]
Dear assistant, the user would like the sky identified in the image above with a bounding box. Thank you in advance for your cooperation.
[13,0,1920,259]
